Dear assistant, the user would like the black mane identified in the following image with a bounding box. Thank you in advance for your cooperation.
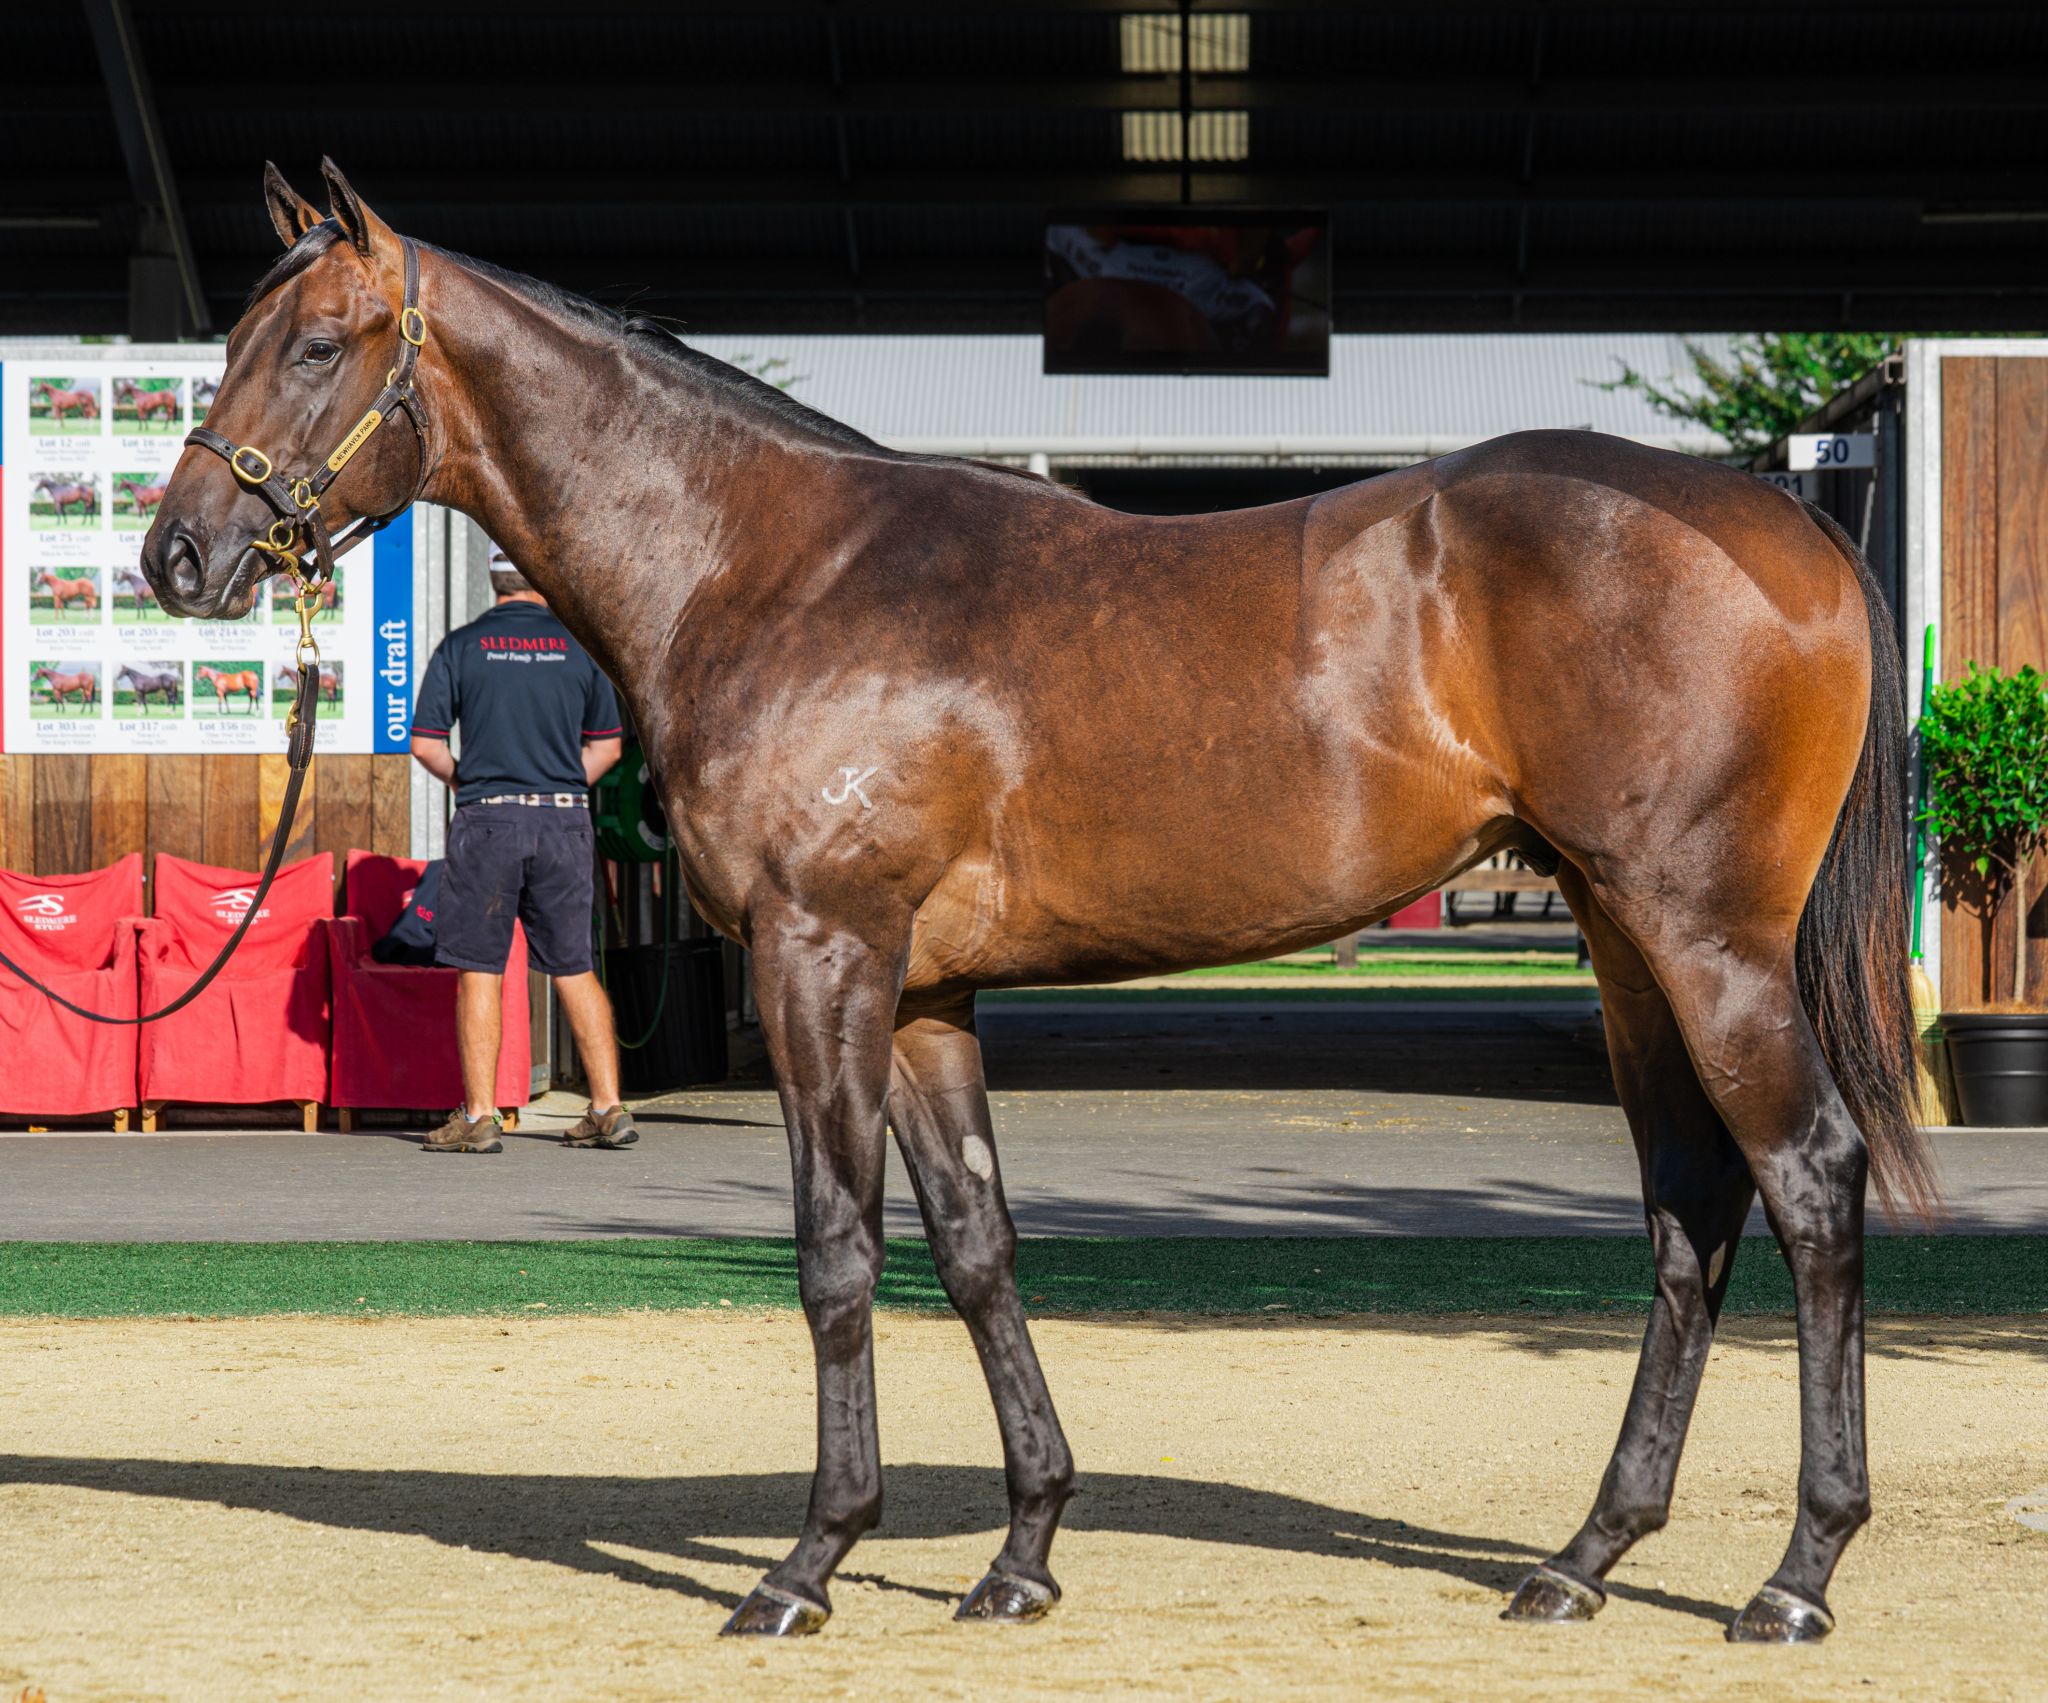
[429,244,883,453]
[243,221,344,314]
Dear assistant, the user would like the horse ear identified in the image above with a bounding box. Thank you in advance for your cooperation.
[319,156,393,258]
[263,161,322,250]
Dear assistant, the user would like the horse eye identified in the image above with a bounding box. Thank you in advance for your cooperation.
[302,340,340,365]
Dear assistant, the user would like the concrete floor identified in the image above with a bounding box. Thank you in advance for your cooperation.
[2,997,2042,1241]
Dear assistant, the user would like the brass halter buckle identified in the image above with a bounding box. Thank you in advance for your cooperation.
[230,445,273,485]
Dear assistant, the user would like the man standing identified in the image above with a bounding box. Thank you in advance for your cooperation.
[409,556,638,1154]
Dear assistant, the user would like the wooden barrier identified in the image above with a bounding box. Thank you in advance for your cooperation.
[0,751,412,891]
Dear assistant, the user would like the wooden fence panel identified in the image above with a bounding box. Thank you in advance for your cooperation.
[146,754,206,872]
[315,754,373,870]
[370,754,412,856]
[32,755,91,875]
[89,755,147,873]
[201,755,261,872]
[0,755,33,874]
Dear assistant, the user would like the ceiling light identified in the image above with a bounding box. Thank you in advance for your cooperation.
[1119,13,1250,75]
[1121,110,1250,163]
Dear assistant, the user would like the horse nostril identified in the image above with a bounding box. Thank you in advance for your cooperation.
[163,531,206,601]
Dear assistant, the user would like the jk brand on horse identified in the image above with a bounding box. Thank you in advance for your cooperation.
[139,159,1937,1647]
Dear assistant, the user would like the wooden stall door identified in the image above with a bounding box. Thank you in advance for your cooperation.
[1940,355,2048,1009]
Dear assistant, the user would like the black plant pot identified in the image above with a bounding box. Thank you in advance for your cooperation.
[1941,1011,2048,1127]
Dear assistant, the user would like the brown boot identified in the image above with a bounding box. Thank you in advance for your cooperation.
[563,1104,639,1149]
[421,1109,503,1154]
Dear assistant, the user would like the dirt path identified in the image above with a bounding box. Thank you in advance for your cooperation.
[0,1314,2042,1700]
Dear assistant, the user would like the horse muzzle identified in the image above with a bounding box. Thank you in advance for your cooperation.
[140,517,259,620]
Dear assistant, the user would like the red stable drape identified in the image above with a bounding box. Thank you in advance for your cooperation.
[0,854,144,1116]
[326,851,531,1112]
[137,851,334,1107]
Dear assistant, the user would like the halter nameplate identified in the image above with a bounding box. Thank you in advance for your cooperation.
[326,407,385,474]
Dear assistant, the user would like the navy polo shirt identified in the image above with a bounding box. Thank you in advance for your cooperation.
[411,600,622,806]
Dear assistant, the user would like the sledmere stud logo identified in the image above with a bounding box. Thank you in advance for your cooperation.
[15,894,78,931]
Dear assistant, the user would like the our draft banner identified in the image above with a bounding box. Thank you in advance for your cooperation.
[0,346,411,755]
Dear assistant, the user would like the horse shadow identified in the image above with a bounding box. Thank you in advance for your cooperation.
[0,1455,1730,1625]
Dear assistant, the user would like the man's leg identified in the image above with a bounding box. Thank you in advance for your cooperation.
[457,970,504,1121]
[554,970,622,1109]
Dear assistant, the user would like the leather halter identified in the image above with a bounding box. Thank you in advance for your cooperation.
[185,234,432,594]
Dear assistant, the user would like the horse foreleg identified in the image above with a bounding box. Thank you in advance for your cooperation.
[722,905,904,1638]
[1504,871,1753,1625]
[890,1000,1074,1621]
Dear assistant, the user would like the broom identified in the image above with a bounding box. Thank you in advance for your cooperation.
[1908,623,1955,1124]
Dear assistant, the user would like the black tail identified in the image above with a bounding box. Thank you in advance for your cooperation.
[1796,502,1940,1222]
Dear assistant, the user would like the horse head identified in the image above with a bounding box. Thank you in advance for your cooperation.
[143,159,432,620]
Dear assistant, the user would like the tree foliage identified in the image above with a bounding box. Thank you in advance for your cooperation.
[1599,333,1896,457]
[1919,662,2048,1004]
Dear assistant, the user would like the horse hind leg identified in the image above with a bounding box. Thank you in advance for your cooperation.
[1504,868,1754,1626]
[1564,870,1876,1641]
[889,999,1074,1621]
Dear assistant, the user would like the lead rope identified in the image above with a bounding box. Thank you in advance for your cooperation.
[0,238,431,1025]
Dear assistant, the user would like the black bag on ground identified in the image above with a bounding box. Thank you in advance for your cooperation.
[371,861,444,966]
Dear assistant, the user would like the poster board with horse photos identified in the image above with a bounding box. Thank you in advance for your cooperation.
[0,345,414,756]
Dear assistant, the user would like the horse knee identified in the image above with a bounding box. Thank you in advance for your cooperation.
[797,1233,884,1353]
[932,1218,1017,1315]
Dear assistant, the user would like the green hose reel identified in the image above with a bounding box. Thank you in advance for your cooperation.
[593,744,670,863]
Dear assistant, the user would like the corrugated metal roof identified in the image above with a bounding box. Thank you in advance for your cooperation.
[681,332,1735,460]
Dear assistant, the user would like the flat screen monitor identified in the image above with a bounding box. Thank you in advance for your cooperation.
[1043,210,1331,376]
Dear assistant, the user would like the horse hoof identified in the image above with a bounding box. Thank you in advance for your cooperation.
[955,1569,1059,1623]
[1501,1564,1605,1624]
[719,1583,829,1638]
[1726,1584,1834,1644]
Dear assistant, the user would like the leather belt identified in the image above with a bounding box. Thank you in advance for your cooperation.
[472,793,589,809]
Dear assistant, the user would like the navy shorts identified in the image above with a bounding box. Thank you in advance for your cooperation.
[436,803,596,977]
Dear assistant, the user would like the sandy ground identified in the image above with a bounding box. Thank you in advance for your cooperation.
[0,1313,2042,1702]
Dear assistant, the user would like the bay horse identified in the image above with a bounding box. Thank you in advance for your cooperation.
[118,478,169,522]
[113,566,159,616]
[116,662,182,713]
[31,665,97,712]
[195,664,259,715]
[31,381,98,426]
[114,378,181,428]
[34,570,99,618]
[32,478,97,525]
[141,161,1934,1647]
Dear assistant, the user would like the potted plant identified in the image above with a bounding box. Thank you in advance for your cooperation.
[1920,661,2048,1125]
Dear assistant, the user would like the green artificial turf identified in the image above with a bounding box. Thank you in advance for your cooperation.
[0,1236,2037,1319]
[1179,954,1591,981]
[981,985,1599,1005]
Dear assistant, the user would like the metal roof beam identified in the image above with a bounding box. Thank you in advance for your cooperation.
[79,0,209,334]
[6,249,2015,305]
[145,165,2048,210]
[26,72,2037,118]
